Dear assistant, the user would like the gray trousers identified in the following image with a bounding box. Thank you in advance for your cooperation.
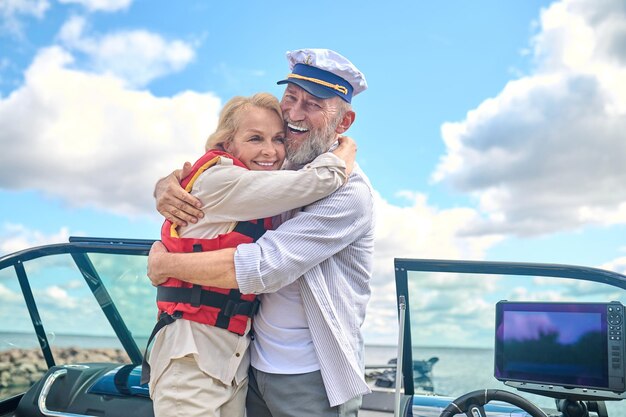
[246,367,362,417]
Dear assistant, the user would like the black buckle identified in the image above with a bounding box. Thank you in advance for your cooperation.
[222,299,260,318]
[223,300,237,318]
[190,285,202,307]
[159,310,182,321]
[250,298,261,316]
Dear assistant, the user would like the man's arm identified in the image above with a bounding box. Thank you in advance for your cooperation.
[154,162,204,227]
[147,241,238,288]
[235,170,375,294]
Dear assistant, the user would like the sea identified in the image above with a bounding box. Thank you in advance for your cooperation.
[3,333,626,415]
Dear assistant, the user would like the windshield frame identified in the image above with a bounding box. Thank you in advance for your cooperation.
[393,257,626,396]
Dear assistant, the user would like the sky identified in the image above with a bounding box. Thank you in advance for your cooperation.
[0,0,625,346]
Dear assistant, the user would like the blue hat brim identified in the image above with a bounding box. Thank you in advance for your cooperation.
[277,79,347,101]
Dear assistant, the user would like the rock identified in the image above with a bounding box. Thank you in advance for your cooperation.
[0,346,133,392]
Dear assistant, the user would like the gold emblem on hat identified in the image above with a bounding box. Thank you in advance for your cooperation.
[286,74,348,95]
[304,55,313,65]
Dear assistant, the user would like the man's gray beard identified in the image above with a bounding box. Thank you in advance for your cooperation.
[285,121,338,166]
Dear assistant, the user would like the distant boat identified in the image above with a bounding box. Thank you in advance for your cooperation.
[366,357,439,392]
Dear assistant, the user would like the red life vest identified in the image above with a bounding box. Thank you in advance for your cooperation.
[142,150,270,384]
[156,150,271,336]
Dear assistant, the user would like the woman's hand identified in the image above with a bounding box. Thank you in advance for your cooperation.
[332,136,357,175]
[154,162,204,226]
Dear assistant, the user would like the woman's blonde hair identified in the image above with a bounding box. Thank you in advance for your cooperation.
[205,93,283,151]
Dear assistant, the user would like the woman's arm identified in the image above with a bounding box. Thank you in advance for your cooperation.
[190,136,357,222]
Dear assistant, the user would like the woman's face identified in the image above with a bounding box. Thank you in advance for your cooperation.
[224,106,286,171]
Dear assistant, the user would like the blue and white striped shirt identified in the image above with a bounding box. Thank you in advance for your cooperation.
[235,165,375,407]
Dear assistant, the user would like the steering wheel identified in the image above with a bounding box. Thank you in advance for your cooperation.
[439,389,548,417]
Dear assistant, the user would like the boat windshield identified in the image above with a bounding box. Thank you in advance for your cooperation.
[395,258,626,416]
[0,238,154,400]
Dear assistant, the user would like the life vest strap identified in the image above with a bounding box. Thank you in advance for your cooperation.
[140,311,181,385]
[157,286,260,318]
[233,218,266,242]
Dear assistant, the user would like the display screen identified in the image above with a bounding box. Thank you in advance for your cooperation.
[494,302,609,389]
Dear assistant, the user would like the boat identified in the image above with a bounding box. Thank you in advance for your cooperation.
[1,236,625,417]
[366,357,438,391]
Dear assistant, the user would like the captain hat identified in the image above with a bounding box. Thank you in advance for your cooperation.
[277,48,367,103]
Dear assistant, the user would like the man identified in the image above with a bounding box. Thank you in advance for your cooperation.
[149,48,375,417]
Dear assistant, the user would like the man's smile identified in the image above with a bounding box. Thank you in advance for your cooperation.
[287,123,309,135]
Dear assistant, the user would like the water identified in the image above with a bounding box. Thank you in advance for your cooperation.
[0,331,148,351]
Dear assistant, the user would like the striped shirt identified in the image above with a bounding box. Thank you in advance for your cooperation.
[235,164,375,407]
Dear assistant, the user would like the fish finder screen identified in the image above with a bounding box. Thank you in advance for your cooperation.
[494,302,608,389]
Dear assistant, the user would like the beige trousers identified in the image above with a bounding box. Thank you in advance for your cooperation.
[151,355,247,417]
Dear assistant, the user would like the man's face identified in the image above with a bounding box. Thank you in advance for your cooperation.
[280,84,344,165]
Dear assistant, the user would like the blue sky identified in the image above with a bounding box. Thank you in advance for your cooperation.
[0,0,625,344]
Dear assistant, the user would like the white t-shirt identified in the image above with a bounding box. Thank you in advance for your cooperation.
[251,280,320,374]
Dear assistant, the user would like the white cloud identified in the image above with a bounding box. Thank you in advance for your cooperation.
[362,192,504,343]
[0,223,70,255]
[57,15,196,87]
[0,45,221,218]
[0,0,48,15]
[507,286,566,302]
[433,0,626,237]
[600,256,626,275]
[43,285,78,308]
[0,283,22,303]
[0,0,49,37]
[57,0,132,12]
[372,191,504,276]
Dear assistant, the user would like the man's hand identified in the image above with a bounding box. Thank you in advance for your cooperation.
[147,241,170,286]
[154,162,204,227]
[332,136,357,176]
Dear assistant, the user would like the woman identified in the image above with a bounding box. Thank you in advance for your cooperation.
[147,92,355,417]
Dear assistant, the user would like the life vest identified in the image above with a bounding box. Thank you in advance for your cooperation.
[142,150,270,384]
[156,149,270,335]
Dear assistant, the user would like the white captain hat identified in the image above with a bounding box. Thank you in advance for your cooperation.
[277,48,367,103]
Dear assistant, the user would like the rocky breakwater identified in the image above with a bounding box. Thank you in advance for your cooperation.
[0,346,130,389]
